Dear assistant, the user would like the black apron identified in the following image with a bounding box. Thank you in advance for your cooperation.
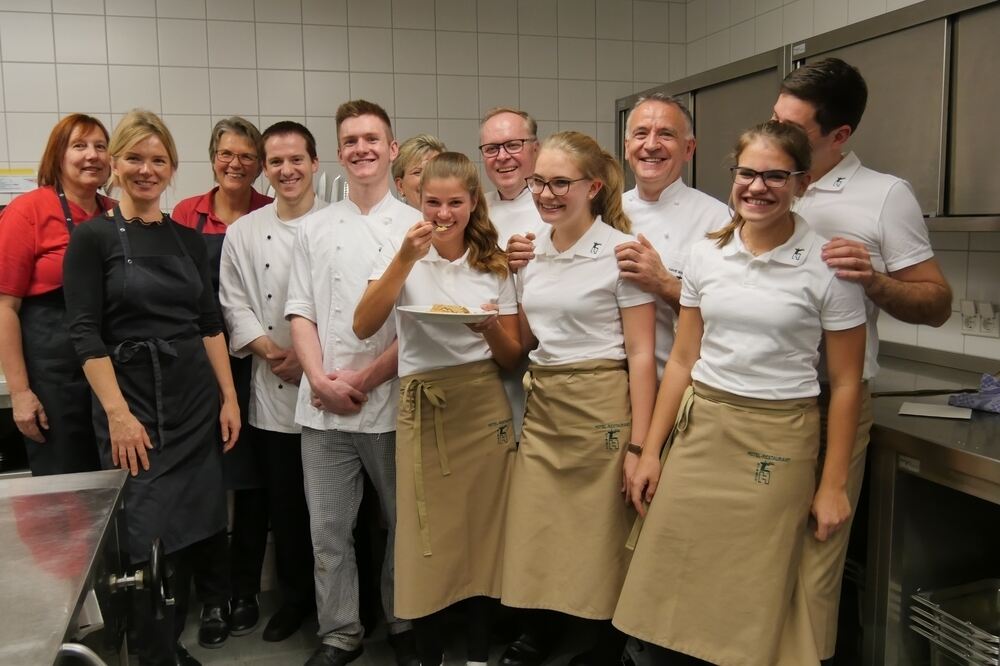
[94,208,226,563]
[19,187,101,475]
[195,213,260,490]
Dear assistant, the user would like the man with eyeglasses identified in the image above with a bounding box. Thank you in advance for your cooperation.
[216,120,326,645]
[771,58,951,665]
[479,107,545,246]
[614,94,729,381]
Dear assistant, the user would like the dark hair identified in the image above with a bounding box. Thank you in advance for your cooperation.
[707,120,811,248]
[779,58,868,134]
[421,152,507,278]
[37,114,110,188]
[336,99,394,144]
[540,131,631,234]
[261,121,318,160]
[628,93,694,138]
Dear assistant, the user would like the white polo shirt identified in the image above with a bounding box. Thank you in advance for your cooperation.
[219,199,326,433]
[371,246,518,377]
[485,187,544,247]
[682,214,867,400]
[623,179,730,375]
[285,191,421,433]
[518,217,654,366]
[793,151,934,380]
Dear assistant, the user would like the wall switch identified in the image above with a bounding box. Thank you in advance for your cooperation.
[961,300,980,334]
[977,301,999,338]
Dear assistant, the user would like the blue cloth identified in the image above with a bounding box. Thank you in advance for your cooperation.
[949,374,1000,414]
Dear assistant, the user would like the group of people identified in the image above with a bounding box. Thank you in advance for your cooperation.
[0,56,952,666]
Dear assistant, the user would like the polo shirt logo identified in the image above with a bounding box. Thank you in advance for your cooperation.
[590,242,602,255]
[834,177,846,186]
[792,247,804,261]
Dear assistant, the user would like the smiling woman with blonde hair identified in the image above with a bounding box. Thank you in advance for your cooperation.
[63,109,240,666]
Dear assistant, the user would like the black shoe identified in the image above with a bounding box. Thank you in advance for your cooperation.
[387,629,420,666]
[304,644,364,666]
[262,604,309,642]
[197,604,229,649]
[568,646,626,666]
[175,642,202,666]
[230,595,260,635]
[499,632,551,666]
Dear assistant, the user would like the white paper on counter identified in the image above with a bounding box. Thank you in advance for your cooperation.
[898,402,972,420]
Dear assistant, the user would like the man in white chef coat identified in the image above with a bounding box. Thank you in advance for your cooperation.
[218,121,325,642]
[614,93,730,377]
[286,99,420,666]
[771,57,951,665]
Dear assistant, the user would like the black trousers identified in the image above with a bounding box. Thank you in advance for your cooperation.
[132,530,227,665]
[258,427,315,609]
[192,489,269,606]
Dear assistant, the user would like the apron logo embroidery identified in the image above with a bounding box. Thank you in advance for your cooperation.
[792,247,804,261]
[593,422,629,450]
[489,418,513,446]
[590,242,602,255]
[747,451,790,485]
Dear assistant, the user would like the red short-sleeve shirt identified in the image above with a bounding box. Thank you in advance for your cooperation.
[0,186,114,298]
[172,186,273,235]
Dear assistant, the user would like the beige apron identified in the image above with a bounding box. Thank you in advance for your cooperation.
[613,382,820,666]
[394,359,515,620]
[501,359,635,620]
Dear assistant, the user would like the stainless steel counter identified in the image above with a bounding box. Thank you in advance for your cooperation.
[864,357,1000,665]
[0,469,126,665]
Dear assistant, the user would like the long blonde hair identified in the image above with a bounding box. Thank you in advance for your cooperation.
[539,131,631,233]
[707,120,812,248]
[420,152,508,278]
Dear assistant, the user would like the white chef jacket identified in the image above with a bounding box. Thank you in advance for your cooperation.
[518,217,654,366]
[623,179,730,375]
[371,246,518,377]
[219,199,326,433]
[284,191,421,433]
[794,151,934,380]
[682,214,867,400]
[485,187,544,247]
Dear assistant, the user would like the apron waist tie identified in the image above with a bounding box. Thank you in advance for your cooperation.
[111,338,179,449]
[627,384,695,550]
[402,377,451,556]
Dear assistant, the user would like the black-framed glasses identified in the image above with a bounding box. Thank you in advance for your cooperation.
[525,175,589,196]
[479,138,536,158]
[215,150,259,166]
[729,166,805,188]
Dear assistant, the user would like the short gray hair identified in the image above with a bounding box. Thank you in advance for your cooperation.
[208,116,264,163]
[628,93,694,138]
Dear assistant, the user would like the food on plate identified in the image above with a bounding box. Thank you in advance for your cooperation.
[430,304,470,314]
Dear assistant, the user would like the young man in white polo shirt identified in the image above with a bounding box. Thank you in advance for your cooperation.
[772,58,952,665]
[286,100,421,666]
[218,121,326,644]
[614,93,730,376]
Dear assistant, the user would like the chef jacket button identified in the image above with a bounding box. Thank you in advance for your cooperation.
[265,263,270,268]
[267,293,272,299]
[266,235,272,240]
[119,227,125,232]
[268,325,273,330]
[278,384,283,389]
[334,307,342,313]
[127,259,133,264]
[334,275,341,281]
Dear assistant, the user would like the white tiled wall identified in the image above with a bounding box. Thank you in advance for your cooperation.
[0,0,687,209]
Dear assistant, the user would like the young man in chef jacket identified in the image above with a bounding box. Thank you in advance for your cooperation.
[285,100,421,666]
[218,121,326,642]
[614,93,730,378]
[771,58,952,665]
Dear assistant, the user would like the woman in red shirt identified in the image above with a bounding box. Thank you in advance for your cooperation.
[171,117,273,648]
[0,113,113,475]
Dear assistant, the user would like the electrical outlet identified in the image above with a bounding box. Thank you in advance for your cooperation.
[977,301,999,338]
[961,300,980,334]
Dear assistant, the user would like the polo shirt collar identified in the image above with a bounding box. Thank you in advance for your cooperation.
[424,246,470,265]
[535,217,613,259]
[197,186,272,221]
[723,213,816,266]
[809,151,862,193]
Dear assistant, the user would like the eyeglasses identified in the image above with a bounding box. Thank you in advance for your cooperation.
[525,175,589,196]
[479,138,535,158]
[215,150,259,166]
[729,166,805,188]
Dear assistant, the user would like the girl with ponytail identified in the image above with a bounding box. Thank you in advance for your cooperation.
[353,151,520,666]
[498,131,656,664]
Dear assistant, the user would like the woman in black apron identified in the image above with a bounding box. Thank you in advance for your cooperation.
[171,117,273,645]
[64,110,240,666]
[0,114,112,476]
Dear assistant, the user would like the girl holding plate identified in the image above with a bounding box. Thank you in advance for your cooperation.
[353,151,521,666]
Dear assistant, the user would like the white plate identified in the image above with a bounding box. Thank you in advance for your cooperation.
[397,305,493,323]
